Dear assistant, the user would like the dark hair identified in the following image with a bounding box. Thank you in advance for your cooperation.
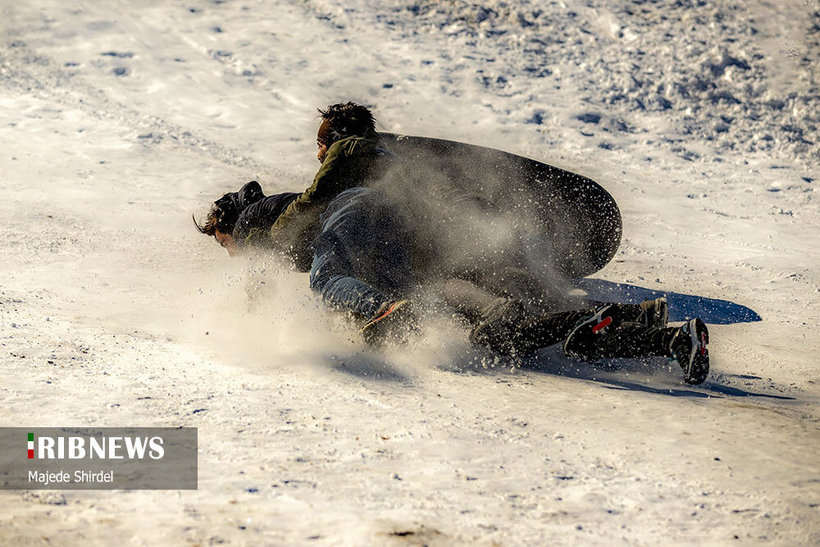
[193,181,265,237]
[317,102,376,145]
[192,205,227,237]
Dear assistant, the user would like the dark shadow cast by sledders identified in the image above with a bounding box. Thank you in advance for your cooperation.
[322,342,794,401]
[576,278,761,325]
[519,347,793,400]
[323,352,413,384]
[593,377,794,400]
[701,377,794,400]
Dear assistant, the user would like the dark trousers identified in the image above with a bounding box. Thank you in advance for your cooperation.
[453,280,672,358]
[309,188,413,320]
[521,304,670,359]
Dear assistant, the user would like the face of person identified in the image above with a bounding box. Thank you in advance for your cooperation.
[316,118,332,163]
[317,140,328,163]
[214,229,238,257]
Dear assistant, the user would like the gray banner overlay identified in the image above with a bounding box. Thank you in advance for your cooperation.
[0,427,197,490]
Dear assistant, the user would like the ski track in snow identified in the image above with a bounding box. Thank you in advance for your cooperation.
[0,0,818,544]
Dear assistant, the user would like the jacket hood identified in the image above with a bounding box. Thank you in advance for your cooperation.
[213,180,266,233]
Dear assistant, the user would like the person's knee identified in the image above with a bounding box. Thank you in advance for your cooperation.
[310,259,349,298]
[322,187,380,228]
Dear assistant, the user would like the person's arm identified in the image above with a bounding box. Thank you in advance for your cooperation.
[267,137,373,261]
[234,193,298,241]
[270,141,345,236]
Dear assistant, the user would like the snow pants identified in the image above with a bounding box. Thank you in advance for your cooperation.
[518,304,670,359]
[468,295,672,359]
[309,187,414,320]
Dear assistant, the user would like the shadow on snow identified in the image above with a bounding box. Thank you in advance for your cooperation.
[518,348,793,400]
[441,345,793,400]
[324,281,772,398]
[323,352,413,384]
[577,278,762,325]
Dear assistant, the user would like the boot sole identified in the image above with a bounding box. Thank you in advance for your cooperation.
[681,318,709,384]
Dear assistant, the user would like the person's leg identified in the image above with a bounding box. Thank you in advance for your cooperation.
[562,306,670,360]
[468,297,670,354]
[431,278,498,323]
[563,305,709,384]
[309,187,414,321]
[310,258,392,320]
[469,299,709,383]
[469,298,614,356]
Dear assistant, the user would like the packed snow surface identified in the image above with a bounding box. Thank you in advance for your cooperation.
[1,0,818,544]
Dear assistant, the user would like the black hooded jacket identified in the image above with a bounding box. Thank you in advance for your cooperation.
[214,181,299,249]
[233,191,300,244]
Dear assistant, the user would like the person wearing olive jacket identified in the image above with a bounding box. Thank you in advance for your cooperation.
[264,102,396,270]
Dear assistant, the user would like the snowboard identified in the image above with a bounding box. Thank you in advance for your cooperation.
[378,133,622,278]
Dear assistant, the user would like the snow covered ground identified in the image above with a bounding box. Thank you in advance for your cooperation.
[1,0,818,544]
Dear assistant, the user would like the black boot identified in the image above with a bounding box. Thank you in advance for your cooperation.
[667,318,710,384]
[562,306,710,384]
[562,305,669,360]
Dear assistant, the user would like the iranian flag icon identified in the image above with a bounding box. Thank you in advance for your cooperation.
[27,433,34,459]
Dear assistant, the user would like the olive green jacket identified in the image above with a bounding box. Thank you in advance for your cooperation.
[267,132,393,269]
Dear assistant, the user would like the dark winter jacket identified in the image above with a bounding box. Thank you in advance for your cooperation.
[212,180,299,250]
[212,180,267,235]
[234,192,300,247]
[266,131,395,269]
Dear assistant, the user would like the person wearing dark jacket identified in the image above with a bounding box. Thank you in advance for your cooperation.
[194,103,711,385]
[193,180,299,256]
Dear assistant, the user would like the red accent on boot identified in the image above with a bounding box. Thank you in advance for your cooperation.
[592,316,612,334]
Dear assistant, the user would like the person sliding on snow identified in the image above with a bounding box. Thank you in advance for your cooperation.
[196,185,710,385]
[192,179,299,257]
[194,104,710,385]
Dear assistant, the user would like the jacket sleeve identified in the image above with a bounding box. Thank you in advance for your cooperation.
[267,139,361,261]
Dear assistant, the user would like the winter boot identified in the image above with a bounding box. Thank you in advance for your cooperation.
[360,299,416,346]
[563,305,620,359]
[668,318,710,384]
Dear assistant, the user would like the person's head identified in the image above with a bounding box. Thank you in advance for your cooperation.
[316,102,376,162]
[193,205,240,256]
[194,180,265,256]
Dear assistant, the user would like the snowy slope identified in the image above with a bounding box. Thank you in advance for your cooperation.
[1,0,818,544]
